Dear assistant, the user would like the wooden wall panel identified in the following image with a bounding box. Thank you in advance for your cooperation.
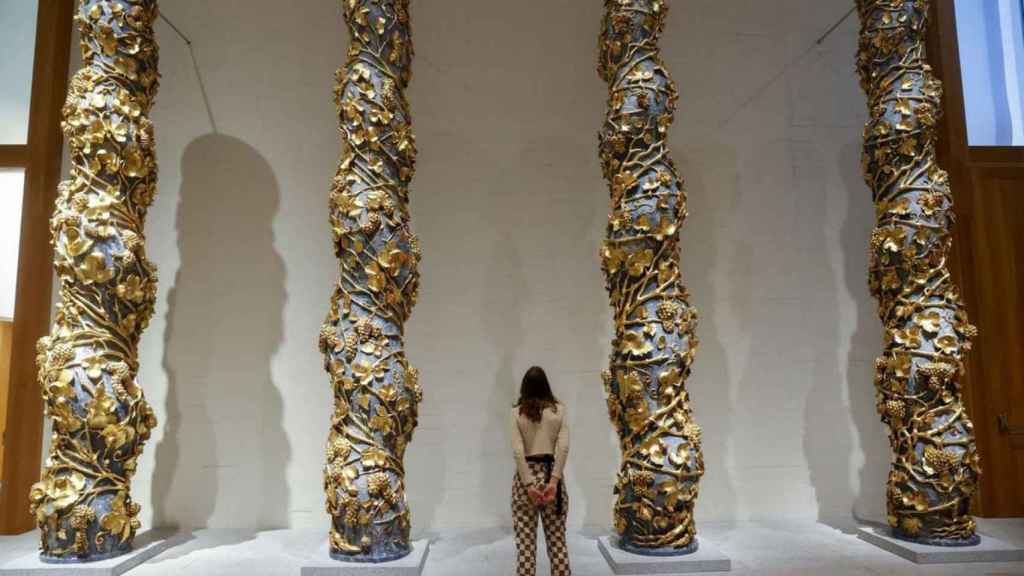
[0,321,12,478]
[963,172,1024,517]
[0,0,74,534]
[931,0,1024,517]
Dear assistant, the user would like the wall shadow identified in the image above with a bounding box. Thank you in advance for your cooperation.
[151,134,290,534]
[838,140,889,524]
[680,143,740,526]
[799,139,855,532]
[405,251,447,542]
[478,231,525,539]
[564,211,615,535]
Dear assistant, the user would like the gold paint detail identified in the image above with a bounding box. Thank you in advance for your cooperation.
[857,0,980,544]
[320,0,421,560]
[31,0,160,560]
[598,0,704,552]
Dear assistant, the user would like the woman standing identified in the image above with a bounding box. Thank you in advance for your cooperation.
[511,366,571,576]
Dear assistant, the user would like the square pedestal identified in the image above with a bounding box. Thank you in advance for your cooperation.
[0,530,179,576]
[597,536,731,574]
[857,526,1024,564]
[300,540,430,576]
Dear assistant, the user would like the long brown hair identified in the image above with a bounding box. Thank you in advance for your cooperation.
[516,366,558,422]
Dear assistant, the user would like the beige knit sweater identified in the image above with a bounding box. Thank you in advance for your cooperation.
[510,404,569,485]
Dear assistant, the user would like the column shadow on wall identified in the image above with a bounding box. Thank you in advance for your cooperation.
[478,231,526,541]
[838,141,889,526]
[150,134,290,551]
[799,138,856,533]
[681,145,739,527]
[563,196,615,536]
[406,259,447,542]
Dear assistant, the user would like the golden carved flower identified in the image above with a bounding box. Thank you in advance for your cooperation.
[81,354,107,380]
[50,398,82,433]
[657,367,681,401]
[29,471,87,523]
[99,491,139,542]
[621,330,652,358]
[877,226,906,253]
[101,423,135,451]
[624,399,650,430]
[369,405,394,435]
[122,145,149,178]
[902,490,929,512]
[888,352,912,379]
[361,446,389,469]
[78,251,114,285]
[367,472,390,497]
[86,385,118,429]
[626,249,653,277]
[892,326,922,349]
[900,516,923,535]
[913,310,942,334]
[116,275,145,302]
[934,334,959,355]
[59,227,93,258]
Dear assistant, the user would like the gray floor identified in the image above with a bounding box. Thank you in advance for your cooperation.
[2,519,1022,575]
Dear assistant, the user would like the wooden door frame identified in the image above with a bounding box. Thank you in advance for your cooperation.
[930,0,1024,517]
[0,0,74,534]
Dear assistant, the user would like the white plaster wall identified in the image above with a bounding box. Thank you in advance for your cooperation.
[60,0,892,534]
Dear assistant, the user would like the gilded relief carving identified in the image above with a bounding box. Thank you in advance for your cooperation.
[857,0,981,546]
[32,0,160,561]
[598,0,704,554]
[318,0,422,562]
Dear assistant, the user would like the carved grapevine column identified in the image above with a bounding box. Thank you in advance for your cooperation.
[319,0,422,562]
[856,0,981,546]
[598,0,704,554]
[30,0,160,561]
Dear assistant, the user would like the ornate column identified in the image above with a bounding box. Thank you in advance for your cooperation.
[318,0,422,562]
[30,0,160,562]
[857,0,981,546]
[598,0,704,554]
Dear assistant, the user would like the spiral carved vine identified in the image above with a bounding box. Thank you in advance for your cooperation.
[598,0,704,554]
[857,0,981,546]
[30,0,160,561]
[318,0,422,562]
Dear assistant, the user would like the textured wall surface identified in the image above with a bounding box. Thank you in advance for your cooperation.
[54,0,888,535]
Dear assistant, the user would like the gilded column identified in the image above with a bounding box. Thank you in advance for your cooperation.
[318,0,422,562]
[857,0,981,546]
[30,0,160,561]
[598,0,704,554]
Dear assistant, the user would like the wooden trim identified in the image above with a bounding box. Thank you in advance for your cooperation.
[929,0,989,515]
[0,145,29,169]
[966,146,1024,167]
[930,0,1024,518]
[932,0,971,158]
[0,322,13,488]
[0,0,74,535]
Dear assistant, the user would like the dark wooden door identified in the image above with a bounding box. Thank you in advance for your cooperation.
[932,0,1024,517]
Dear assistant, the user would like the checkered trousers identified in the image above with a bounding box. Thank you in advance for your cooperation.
[512,461,571,576]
